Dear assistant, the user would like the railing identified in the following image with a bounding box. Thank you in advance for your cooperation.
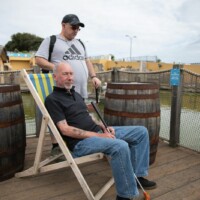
[182,69,200,93]
[0,69,33,85]
[1,68,199,152]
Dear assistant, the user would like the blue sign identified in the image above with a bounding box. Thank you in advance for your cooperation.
[170,69,180,86]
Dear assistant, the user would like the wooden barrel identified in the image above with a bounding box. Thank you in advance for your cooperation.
[0,84,26,181]
[104,82,160,165]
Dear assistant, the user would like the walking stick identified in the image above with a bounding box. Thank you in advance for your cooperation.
[95,88,99,104]
[91,101,108,131]
[90,101,151,200]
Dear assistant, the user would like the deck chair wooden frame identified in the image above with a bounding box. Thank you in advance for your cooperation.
[15,69,114,200]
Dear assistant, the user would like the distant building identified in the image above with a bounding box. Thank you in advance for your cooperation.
[7,52,35,70]
[0,46,10,71]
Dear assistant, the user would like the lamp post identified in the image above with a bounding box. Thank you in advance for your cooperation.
[125,35,136,61]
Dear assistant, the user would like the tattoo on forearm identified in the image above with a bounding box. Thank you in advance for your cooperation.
[73,128,86,136]
[57,120,86,137]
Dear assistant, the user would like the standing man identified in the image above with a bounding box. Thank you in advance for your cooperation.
[45,62,156,200]
[35,14,101,154]
[35,14,101,98]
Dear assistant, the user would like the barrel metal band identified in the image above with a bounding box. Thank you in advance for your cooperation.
[0,117,25,128]
[0,100,22,108]
[107,83,159,90]
[0,145,25,157]
[0,85,20,93]
[105,93,159,100]
[104,108,160,118]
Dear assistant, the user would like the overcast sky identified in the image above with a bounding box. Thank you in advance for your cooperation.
[1,0,200,63]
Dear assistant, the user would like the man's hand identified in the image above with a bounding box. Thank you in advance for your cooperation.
[105,127,115,135]
[92,77,101,88]
[98,126,115,139]
[98,132,115,139]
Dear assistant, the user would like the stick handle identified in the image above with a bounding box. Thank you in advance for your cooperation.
[95,88,99,103]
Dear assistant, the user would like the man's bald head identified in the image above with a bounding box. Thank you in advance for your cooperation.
[53,62,74,89]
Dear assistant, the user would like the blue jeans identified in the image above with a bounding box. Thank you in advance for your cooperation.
[72,126,149,199]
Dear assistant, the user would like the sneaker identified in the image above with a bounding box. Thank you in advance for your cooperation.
[137,177,157,190]
[50,146,66,161]
[51,146,62,156]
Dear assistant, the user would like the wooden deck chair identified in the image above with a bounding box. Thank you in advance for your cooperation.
[15,69,114,200]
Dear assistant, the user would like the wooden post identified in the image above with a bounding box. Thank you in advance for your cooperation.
[35,107,42,137]
[33,65,42,136]
[169,64,183,147]
[111,68,119,83]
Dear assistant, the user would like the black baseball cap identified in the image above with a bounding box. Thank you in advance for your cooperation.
[62,14,85,27]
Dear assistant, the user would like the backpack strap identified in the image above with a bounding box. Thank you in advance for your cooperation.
[42,35,56,73]
[48,35,56,61]
[78,39,85,51]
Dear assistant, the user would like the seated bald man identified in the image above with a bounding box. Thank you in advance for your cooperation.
[45,62,156,200]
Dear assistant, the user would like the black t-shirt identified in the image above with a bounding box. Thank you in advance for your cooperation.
[45,86,101,151]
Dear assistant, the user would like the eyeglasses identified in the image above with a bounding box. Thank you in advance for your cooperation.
[71,25,80,31]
